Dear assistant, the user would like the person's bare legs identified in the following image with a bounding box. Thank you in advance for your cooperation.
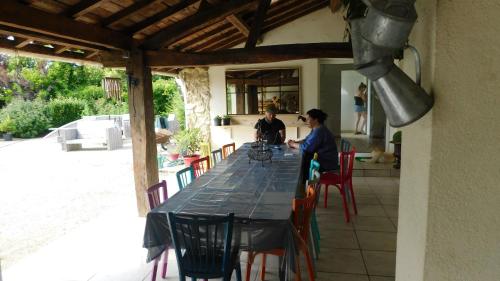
[361,111,368,134]
[355,112,362,134]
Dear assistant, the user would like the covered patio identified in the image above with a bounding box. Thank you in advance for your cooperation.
[0,1,498,281]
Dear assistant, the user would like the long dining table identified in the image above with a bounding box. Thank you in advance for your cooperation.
[143,142,304,280]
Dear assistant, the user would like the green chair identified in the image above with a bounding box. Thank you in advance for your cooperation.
[176,166,194,190]
[309,153,321,259]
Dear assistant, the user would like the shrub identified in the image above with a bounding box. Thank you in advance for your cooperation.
[45,97,86,127]
[153,78,179,115]
[0,99,49,138]
[88,98,128,115]
[174,128,202,156]
[72,85,105,101]
[0,116,16,133]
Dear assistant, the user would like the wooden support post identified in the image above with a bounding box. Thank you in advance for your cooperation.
[126,49,159,217]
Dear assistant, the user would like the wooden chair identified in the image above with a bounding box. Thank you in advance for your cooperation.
[320,148,358,222]
[176,166,194,190]
[168,212,242,281]
[246,185,317,281]
[222,143,235,159]
[146,180,169,281]
[308,154,321,259]
[211,148,223,166]
[190,156,210,178]
[200,142,212,166]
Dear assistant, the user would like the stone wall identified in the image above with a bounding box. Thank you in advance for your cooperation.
[178,67,211,142]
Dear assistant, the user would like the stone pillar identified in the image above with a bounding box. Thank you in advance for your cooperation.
[178,67,211,142]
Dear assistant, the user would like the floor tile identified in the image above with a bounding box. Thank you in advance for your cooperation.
[317,272,369,281]
[320,230,359,249]
[370,185,399,196]
[353,195,381,205]
[317,215,354,231]
[316,249,366,275]
[377,195,399,206]
[370,276,395,281]
[356,231,397,251]
[362,251,396,277]
[356,204,387,217]
[382,205,399,218]
[352,217,396,232]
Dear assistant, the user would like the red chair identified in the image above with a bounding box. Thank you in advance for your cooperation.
[190,156,210,178]
[246,185,317,281]
[320,148,357,222]
[146,180,169,281]
[222,143,235,159]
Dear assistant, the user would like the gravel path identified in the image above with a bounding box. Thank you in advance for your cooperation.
[0,138,136,270]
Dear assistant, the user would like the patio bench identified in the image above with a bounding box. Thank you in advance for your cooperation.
[59,120,123,151]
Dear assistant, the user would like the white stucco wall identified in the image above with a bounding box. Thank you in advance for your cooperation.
[396,1,500,280]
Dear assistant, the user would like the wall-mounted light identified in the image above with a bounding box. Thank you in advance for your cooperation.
[351,0,433,127]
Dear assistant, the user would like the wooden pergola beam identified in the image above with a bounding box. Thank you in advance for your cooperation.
[143,42,352,67]
[101,0,159,27]
[245,0,270,48]
[330,0,342,12]
[66,0,106,18]
[226,14,250,37]
[142,0,259,50]
[0,25,108,52]
[125,0,200,35]
[15,38,32,48]
[0,0,132,50]
[55,46,71,54]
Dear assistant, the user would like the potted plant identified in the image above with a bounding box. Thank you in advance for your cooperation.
[213,115,222,126]
[0,116,16,141]
[222,115,231,126]
[390,131,402,169]
[175,128,202,166]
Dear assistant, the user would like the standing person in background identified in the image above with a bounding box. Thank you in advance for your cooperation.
[354,82,368,135]
[254,105,286,145]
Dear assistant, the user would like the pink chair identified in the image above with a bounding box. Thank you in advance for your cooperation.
[146,180,169,281]
[320,149,358,222]
[190,156,210,178]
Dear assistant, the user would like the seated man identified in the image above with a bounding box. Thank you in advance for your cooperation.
[254,105,286,145]
[288,109,339,179]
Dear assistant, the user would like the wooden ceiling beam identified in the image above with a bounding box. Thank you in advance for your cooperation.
[245,0,270,48]
[143,42,352,67]
[0,25,107,52]
[101,0,159,27]
[0,0,132,50]
[177,23,234,51]
[226,14,250,37]
[55,46,71,54]
[141,0,259,50]
[85,50,100,59]
[15,38,32,48]
[264,0,328,32]
[195,29,240,52]
[330,0,342,12]
[66,0,106,18]
[125,0,200,35]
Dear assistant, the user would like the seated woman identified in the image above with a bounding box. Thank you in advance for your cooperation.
[288,109,339,179]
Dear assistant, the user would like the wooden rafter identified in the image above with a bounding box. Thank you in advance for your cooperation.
[125,0,200,35]
[264,0,328,32]
[226,14,250,37]
[177,23,234,51]
[145,42,353,67]
[15,38,32,48]
[0,0,132,50]
[195,29,241,52]
[85,50,100,59]
[142,0,259,50]
[55,46,71,54]
[66,0,106,18]
[245,0,270,48]
[101,0,159,27]
[330,0,342,12]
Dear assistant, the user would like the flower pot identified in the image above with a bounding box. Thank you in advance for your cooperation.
[183,154,200,167]
[168,153,180,161]
[222,118,231,126]
[3,133,13,141]
[213,118,222,126]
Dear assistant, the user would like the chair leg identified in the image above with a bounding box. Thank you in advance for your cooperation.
[246,252,254,281]
[309,228,317,260]
[324,184,329,208]
[161,249,169,278]
[303,248,315,281]
[235,262,243,281]
[151,257,159,281]
[260,254,267,281]
[349,180,358,214]
[341,188,351,223]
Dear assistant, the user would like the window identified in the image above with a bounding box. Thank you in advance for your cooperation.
[226,68,300,115]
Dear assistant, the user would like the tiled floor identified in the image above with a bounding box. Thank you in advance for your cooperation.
[3,176,399,281]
